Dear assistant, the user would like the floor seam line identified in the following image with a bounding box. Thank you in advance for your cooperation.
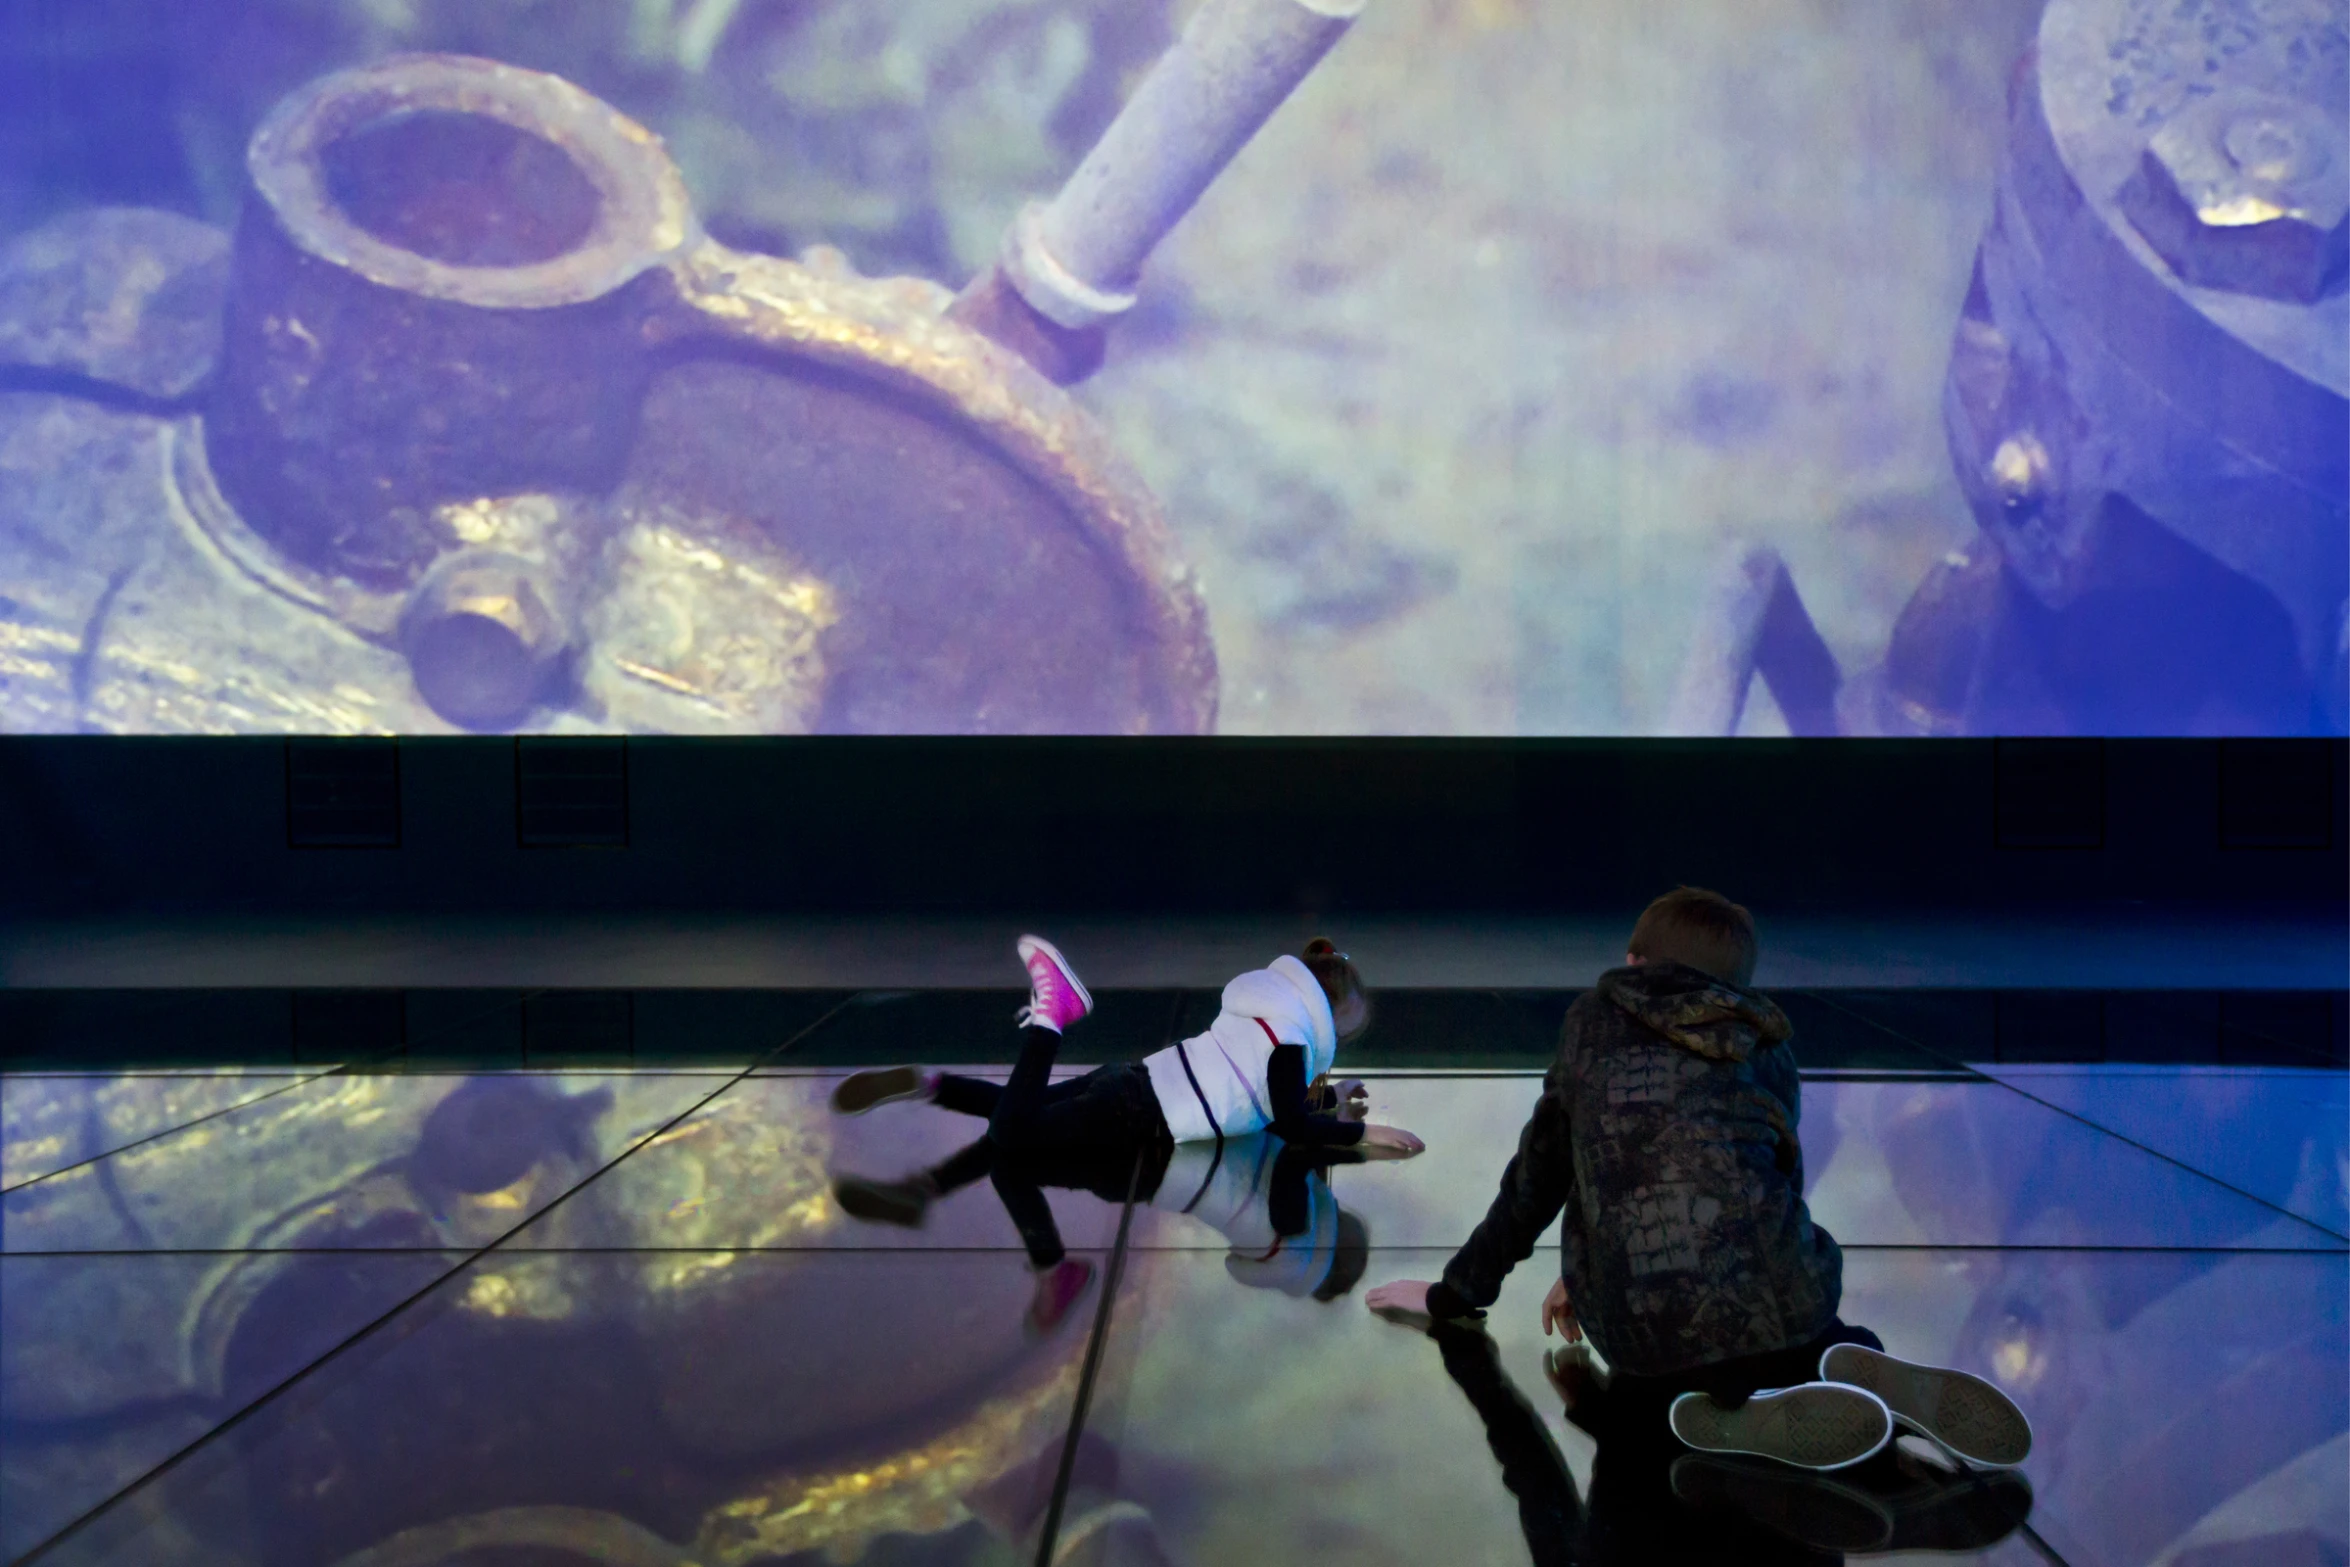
[1805,992,2350,1243]
[1034,1138,1147,1566]
[0,989,566,1198]
[8,994,857,1566]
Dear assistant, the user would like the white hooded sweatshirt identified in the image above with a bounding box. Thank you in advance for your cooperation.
[1142,955,1338,1143]
[1151,1133,1343,1297]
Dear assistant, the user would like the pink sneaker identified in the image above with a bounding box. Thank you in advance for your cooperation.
[1027,1257,1097,1336]
[1015,935,1092,1032]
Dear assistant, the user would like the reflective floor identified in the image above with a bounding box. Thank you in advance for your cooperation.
[2,988,2345,1567]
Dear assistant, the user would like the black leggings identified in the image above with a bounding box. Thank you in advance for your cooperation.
[932,1025,1170,1156]
[925,1025,1172,1267]
[922,1136,1154,1269]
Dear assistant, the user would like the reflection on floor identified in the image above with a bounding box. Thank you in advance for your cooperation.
[2,989,2344,1567]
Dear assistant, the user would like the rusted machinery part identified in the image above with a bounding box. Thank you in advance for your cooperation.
[947,264,1109,388]
[641,241,1218,734]
[1863,0,2348,736]
[1954,0,2346,668]
[244,53,696,311]
[0,207,229,402]
[325,1508,699,1567]
[1660,543,1841,737]
[179,51,1218,734]
[207,54,701,593]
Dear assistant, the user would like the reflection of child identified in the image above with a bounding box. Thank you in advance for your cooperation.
[842,1130,1371,1329]
[1369,889,2032,1473]
[831,935,1420,1329]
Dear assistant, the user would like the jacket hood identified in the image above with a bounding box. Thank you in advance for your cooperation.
[1597,960,1791,1063]
[1224,957,1337,1063]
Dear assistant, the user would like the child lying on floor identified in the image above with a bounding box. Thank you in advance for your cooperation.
[827,934,1422,1327]
[1366,888,2032,1474]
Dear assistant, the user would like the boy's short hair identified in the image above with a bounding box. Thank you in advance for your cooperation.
[1302,937,1371,1040]
[1628,887,1758,987]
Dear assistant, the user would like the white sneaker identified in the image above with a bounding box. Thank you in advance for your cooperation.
[1818,1343,2034,1469]
[1669,1383,1894,1471]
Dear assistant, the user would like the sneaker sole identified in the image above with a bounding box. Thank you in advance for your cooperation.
[1819,1344,2033,1469]
[831,1066,927,1116]
[1669,1384,1893,1472]
[1016,935,1093,1018]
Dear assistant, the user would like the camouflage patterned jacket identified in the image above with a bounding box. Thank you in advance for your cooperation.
[1428,961,1842,1377]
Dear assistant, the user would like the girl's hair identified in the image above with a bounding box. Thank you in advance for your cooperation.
[1301,937,1370,1040]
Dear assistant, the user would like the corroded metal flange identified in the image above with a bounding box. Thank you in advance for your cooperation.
[0,52,1217,735]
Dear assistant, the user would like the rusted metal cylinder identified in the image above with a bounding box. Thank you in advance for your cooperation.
[206,55,698,591]
[1000,0,1363,330]
[1868,0,2348,735]
[0,52,1221,737]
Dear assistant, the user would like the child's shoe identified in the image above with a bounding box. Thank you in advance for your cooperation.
[1668,1383,1893,1471]
[1015,935,1093,1032]
[1817,1343,2034,1469]
[832,1174,935,1228]
[830,1066,935,1116]
[1027,1256,1097,1336]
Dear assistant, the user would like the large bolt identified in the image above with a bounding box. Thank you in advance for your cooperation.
[400,551,568,729]
[2119,89,2348,304]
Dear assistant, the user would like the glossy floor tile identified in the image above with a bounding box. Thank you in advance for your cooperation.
[24,1249,1109,1567]
[511,1070,1133,1254]
[1262,1076,2343,1254]
[2,1072,722,1253]
[1074,1244,2347,1567]
[0,1250,464,1560]
[1972,1067,2350,1238]
[1075,1248,2068,1566]
[2,1034,2344,1567]
[2,1071,329,1189]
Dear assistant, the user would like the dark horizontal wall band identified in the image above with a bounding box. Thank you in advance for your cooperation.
[0,737,2342,917]
[4,987,2342,1070]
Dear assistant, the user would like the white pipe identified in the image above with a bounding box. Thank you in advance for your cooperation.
[1002,0,1364,329]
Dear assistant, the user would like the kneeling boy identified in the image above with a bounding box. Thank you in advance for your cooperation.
[1367,888,2029,1472]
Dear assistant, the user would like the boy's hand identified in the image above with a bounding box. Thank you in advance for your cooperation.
[1358,1124,1425,1158]
[1364,1279,1434,1323]
[1540,1278,1583,1342]
[1335,1079,1370,1122]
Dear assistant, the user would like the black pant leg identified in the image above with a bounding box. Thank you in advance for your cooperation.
[989,1164,1068,1269]
[924,1136,998,1197]
[1431,1325,1584,1567]
[933,1074,1003,1119]
[991,1024,1066,1139]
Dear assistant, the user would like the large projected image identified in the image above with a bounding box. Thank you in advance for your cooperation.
[0,0,2341,736]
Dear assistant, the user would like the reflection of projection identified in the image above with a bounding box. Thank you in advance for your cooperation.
[0,1071,1155,1565]
[1674,0,2347,738]
[0,0,1367,735]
